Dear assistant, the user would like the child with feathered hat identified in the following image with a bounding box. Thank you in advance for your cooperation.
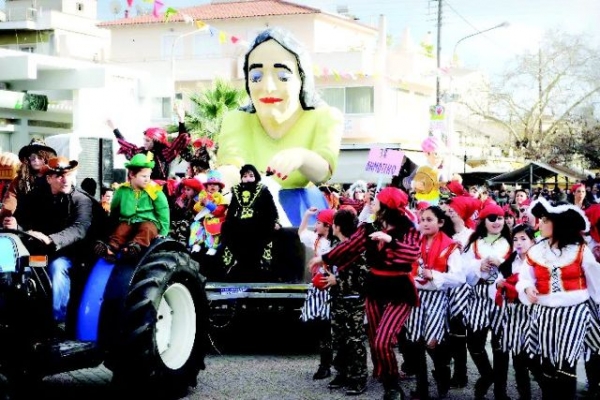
[94,152,170,261]
[189,170,228,255]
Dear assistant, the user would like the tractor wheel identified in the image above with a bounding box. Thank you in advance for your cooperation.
[107,250,208,393]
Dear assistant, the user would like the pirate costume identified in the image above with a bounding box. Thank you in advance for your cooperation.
[299,209,335,380]
[445,195,480,388]
[462,204,512,400]
[489,250,538,400]
[321,187,420,400]
[516,197,600,399]
[405,230,464,399]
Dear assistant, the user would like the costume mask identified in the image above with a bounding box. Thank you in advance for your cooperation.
[247,39,302,127]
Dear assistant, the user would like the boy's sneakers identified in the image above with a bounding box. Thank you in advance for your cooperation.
[93,241,116,263]
[123,242,142,259]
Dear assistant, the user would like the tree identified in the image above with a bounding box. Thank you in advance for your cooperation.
[462,30,600,159]
[185,78,247,142]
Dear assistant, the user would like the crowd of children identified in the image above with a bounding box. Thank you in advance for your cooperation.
[301,177,600,400]
[3,124,600,400]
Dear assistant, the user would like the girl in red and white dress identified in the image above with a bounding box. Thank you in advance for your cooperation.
[405,206,465,399]
[584,204,600,398]
[299,207,336,380]
[462,203,512,400]
[442,195,481,389]
[517,198,600,399]
[489,224,539,400]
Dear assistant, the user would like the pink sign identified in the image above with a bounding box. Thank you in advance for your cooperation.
[365,148,404,176]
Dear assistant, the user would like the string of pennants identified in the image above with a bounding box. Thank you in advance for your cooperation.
[123,0,379,81]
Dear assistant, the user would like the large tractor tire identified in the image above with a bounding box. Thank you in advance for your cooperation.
[108,250,208,394]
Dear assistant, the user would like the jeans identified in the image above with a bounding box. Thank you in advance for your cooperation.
[49,256,72,323]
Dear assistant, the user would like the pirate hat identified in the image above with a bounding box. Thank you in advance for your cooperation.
[530,196,589,232]
[18,138,57,161]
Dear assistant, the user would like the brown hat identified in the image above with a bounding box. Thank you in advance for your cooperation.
[18,138,56,161]
[41,156,79,175]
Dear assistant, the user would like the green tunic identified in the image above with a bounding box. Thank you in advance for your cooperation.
[111,181,170,236]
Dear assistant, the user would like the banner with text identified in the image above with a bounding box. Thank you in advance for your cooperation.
[365,148,404,176]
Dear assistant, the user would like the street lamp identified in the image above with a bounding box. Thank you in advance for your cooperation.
[170,27,209,109]
[449,21,509,176]
[452,21,509,63]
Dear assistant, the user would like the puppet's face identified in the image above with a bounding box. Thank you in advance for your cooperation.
[425,151,443,167]
[247,39,302,124]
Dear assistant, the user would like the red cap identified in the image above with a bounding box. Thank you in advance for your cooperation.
[144,127,169,145]
[416,201,430,211]
[376,187,408,214]
[478,204,505,220]
[586,204,600,243]
[449,196,481,223]
[181,177,204,193]
[447,180,468,197]
[572,183,585,193]
[317,209,335,226]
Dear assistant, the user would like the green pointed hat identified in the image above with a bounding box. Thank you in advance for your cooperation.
[125,152,155,169]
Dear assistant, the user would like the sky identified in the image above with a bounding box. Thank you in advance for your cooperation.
[99,0,600,77]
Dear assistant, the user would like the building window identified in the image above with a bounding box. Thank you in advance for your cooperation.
[151,97,172,119]
[76,3,84,12]
[320,86,374,114]
[19,46,35,53]
[161,34,184,60]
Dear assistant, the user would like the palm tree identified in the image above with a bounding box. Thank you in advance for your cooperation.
[185,78,247,142]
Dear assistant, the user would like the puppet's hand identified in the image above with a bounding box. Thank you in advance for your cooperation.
[267,148,307,180]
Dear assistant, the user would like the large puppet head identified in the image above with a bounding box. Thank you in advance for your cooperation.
[421,135,445,168]
[242,28,321,122]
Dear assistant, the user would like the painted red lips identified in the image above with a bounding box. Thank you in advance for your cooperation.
[259,97,283,104]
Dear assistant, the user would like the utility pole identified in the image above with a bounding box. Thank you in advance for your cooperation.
[435,0,442,105]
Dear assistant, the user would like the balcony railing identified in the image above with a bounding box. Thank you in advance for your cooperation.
[3,7,37,22]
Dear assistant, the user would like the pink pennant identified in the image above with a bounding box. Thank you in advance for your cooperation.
[127,0,133,7]
[231,36,239,44]
[153,0,164,18]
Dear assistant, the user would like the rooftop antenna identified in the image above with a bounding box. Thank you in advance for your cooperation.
[109,0,122,19]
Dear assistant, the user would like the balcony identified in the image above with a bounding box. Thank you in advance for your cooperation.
[0,6,37,29]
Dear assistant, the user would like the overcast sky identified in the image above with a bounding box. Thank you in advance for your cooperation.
[101,0,600,76]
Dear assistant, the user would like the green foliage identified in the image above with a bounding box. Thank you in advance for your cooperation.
[185,79,247,142]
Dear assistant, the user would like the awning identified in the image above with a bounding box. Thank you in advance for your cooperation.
[487,161,587,186]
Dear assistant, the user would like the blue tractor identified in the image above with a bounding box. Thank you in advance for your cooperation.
[0,229,209,395]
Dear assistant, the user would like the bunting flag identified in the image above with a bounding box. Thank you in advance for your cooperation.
[152,0,164,18]
[164,7,178,21]
[124,1,375,79]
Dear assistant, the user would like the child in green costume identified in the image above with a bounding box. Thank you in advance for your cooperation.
[94,152,170,260]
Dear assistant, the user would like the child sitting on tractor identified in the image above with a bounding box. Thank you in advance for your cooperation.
[94,152,170,261]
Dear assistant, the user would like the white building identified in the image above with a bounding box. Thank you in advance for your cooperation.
[99,0,473,182]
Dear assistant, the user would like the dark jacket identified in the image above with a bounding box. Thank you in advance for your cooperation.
[18,185,93,261]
